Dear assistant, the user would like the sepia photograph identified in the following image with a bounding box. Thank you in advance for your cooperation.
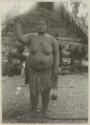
[1,0,88,123]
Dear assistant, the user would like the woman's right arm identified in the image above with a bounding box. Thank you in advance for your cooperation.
[16,19,30,46]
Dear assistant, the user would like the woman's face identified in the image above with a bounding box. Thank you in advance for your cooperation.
[37,20,47,33]
[65,44,69,50]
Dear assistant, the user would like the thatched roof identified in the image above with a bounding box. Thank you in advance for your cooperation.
[7,8,59,35]
[15,8,58,26]
[59,4,88,37]
[2,4,88,40]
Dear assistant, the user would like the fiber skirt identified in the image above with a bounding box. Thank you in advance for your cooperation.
[27,65,57,95]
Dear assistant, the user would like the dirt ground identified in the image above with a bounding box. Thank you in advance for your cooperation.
[2,73,88,123]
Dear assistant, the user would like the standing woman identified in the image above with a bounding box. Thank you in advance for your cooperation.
[16,18,60,115]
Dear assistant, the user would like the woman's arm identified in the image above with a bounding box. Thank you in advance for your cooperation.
[52,37,60,72]
[16,19,30,46]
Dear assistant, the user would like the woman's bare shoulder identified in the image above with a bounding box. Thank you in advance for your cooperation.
[23,32,38,38]
[46,33,55,39]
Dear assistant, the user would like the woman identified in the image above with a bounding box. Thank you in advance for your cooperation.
[16,18,60,115]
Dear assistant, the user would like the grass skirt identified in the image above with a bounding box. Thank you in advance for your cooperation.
[28,66,57,95]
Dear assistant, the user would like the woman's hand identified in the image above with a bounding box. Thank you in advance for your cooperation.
[15,16,25,24]
[54,68,59,75]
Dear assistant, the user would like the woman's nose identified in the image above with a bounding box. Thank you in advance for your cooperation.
[40,24,43,27]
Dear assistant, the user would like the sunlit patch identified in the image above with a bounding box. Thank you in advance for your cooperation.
[1,1,36,23]
[16,87,21,95]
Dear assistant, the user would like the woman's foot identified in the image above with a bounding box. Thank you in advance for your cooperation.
[30,109,37,118]
[42,108,49,116]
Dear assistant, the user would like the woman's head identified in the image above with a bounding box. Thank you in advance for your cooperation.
[37,19,47,34]
[17,45,25,53]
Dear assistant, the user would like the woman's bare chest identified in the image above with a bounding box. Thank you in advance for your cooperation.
[29,36,53,55]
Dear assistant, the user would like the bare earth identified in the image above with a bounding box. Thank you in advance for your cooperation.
[2,73,88,123]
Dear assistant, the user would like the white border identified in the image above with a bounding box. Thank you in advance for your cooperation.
[0,0,89,125]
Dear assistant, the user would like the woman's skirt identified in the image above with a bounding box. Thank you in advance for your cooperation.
[26,65,57,95]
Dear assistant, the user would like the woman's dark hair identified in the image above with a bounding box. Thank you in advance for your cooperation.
[17,45,25,53]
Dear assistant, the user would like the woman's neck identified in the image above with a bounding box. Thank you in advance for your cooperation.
[38,32,46,36]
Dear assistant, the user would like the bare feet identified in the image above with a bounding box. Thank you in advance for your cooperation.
[42,108,49,116]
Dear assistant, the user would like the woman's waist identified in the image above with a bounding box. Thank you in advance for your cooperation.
[29,54,53,62]
[29,63,54,71]
[27,55,54,71]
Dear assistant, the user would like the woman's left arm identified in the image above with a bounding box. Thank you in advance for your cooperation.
[52,37,60,73]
